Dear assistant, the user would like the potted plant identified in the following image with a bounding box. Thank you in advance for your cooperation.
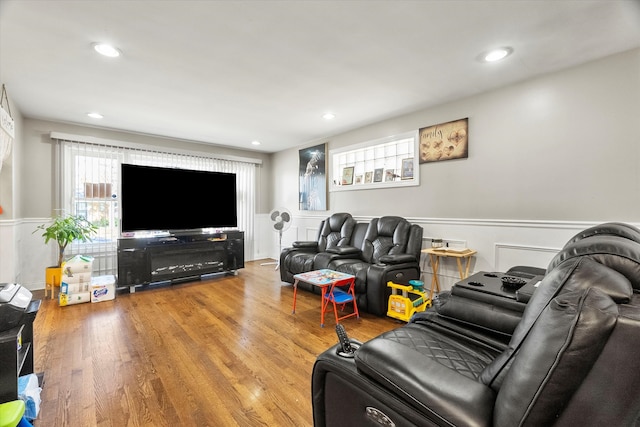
[34,214,97,297]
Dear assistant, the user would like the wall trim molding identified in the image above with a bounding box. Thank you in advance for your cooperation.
[1,218,52,226]
[494,243,559,271]
[346,215,639,231]
[394,217,623,229]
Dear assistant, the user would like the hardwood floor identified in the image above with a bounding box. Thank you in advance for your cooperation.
[31,261,401,426]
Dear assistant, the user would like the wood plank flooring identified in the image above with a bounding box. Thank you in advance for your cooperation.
[31,260,401,426]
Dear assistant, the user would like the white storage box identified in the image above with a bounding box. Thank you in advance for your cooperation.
[91,275,116,303]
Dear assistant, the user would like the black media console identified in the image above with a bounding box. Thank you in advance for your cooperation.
[117,230,244,291]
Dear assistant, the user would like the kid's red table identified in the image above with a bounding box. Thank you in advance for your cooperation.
[291,269,358,327]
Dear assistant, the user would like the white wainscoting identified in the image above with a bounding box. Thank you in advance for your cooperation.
[255,213,327,262]
[0,218,59,290]
[257,215,640,293]
[254,213,276,261]
[494,243,559,273]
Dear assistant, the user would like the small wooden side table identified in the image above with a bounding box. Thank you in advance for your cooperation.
[422,248,477,299]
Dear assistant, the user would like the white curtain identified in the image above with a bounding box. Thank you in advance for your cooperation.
[54,138,256,277]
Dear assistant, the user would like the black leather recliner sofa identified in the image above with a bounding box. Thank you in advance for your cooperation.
[312,222,640,426]
[280,213,357,281]
[280,213,423,316]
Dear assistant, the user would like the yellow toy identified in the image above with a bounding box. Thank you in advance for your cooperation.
[387,280,430,322]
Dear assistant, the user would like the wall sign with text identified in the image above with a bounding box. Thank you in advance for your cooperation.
[419,118,468,163]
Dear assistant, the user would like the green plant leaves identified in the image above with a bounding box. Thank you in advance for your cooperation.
[34,214,98,266]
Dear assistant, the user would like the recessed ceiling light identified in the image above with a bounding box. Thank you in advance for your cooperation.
[251,140,261,146]
[481,47,513,63]
[322,113,336,120]
[93,43,121,58]
[87,112,103,119]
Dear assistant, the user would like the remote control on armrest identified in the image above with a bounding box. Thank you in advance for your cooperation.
[336,324,355,355]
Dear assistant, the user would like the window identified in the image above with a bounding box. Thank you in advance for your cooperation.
[330,131,419,191]
[53,136,257,277]
[58,143,122,276]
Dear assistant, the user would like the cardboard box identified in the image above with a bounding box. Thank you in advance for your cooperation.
[62,272,92,285]
[61,281,90,294]
[58,255,94,306]
[62,255,94,275]
[91,275,116,303]
[59,292,91,306]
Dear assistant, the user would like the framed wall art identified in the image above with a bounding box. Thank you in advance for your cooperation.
[364,171,373,183]
[342,166,354,185]
[299,143,327,210]
[373,168,384,182]
[401,158,414,179]
[419,118,468,164]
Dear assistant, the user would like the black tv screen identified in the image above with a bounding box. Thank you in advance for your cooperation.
[121,164,237,233]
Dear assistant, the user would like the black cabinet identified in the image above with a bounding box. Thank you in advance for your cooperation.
[0,299,40,404]
[117,231,244,289]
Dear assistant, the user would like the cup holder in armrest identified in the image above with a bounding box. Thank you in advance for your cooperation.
[337,341,362,358]
[467,281,484,287]
[501,276,527,290]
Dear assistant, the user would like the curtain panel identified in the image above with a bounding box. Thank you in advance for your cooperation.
[52,137,256,277]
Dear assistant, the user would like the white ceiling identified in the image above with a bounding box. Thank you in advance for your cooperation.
[1,0,639,153]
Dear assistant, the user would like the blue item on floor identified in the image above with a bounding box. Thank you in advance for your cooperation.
[17,374,41,421]
[17,417,33,427]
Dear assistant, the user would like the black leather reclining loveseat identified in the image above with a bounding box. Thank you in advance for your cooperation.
[280,213,423,316]
[312,222,640,426]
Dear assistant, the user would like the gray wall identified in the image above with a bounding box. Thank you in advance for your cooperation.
[0,94,22,220]
[272,48,640,222]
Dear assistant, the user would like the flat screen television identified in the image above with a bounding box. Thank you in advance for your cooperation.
[121,164,237,233]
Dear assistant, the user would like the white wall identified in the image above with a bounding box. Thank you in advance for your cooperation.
[269,48,640,289]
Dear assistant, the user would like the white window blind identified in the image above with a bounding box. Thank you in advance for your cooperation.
[53,137,256,277]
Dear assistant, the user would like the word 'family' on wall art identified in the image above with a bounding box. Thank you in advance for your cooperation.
[419,118,468,164]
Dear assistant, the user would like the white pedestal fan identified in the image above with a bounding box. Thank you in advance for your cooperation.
[261,208,292,269]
